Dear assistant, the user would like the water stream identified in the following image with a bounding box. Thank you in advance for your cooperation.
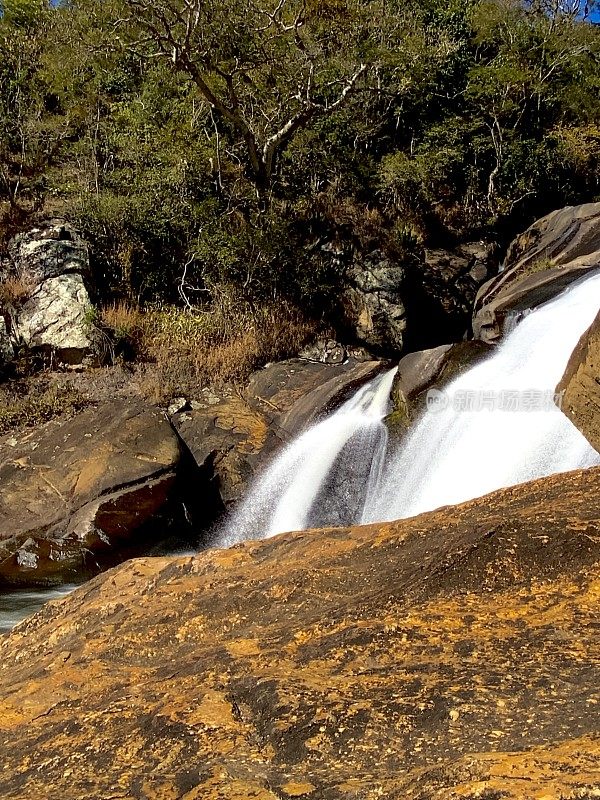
[3,271,599,631]
[221,270,600,543]
[364,270,600,522]
[220,368,396,546]
[0,585,77,635]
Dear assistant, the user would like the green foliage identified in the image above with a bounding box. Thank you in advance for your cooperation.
[0,0,598,314]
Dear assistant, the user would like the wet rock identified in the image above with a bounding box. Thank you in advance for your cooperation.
[473,202,600,342]
[0,467,598,798]
[556,309,600,453]
[244,357,387,446]
[388,340,492,433]
[174,358,386,507]
[0,399,182,585]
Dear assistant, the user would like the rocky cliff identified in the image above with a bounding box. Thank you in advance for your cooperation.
[1,467,599,799]
[473,202,600,342]
[557,309,600,453]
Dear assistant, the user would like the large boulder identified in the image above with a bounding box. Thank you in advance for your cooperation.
[2,220,95,363]
[556,309,600,453]
[245,355,384,435]
[13,274,93,360]
[173,357,385,506]
[473,202,600,342]
[387,340,492,434]
[0,399,183,586]
[173,389,271,509]
[344,243,495,354]
[7,220,90,284]
[0,467,599,799]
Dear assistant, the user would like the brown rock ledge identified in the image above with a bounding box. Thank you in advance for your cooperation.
[1,467,599,799]
[0,399,182,585]
[473,202,600,342]
[557,309,600,453]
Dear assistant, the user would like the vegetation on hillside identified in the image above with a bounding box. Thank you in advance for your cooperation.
[1,0,599,329]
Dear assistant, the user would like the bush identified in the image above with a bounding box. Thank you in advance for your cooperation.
[100,299,321,402]
[0,381,88,433]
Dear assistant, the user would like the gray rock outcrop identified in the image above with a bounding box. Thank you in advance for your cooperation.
[345,249,407,352]
[344,242,495,354]
[387,340,492,434]
[473,202,600,342]
[1,220,95,363]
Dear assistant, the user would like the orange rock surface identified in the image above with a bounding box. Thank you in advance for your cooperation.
[1,467,599,799]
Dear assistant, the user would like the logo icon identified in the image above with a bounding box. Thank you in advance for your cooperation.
[426,388,449,413]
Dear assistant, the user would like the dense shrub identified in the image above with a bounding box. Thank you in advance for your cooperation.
[0,0,598,331]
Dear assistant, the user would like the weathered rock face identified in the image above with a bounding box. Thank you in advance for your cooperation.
[298,338,348,365]
[173,389,271,509]
[473,202,600,342]
[2,220,95,363]
[345,249,407,352]
[0,467,599,799]
[0,400,183,585]
[402,242,496,350]
[7,221,90,284]
[557,309,600,453]
[344,243,495,354]
[247,357,384,437]
[14,273,93,358]
[173,358,385,506]
[388,340,491,434]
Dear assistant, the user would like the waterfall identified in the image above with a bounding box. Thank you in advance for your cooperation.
[364,270,600,522]
[219,368,396,547]
[219,270,599,546]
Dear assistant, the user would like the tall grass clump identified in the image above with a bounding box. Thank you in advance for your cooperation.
[101,297,320,402]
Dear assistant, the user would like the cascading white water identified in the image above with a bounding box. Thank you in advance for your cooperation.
[219,368,397,546]
[219,270,599,547]
[364,270,600,522]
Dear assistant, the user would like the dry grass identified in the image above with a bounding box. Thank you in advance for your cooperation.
[0,274,35,308]
[100,298,320,403]
[0,382,89,434]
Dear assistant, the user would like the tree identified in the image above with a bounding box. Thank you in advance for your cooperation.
[110,0,377,199]
[469,0,600,214]
[0,0,73,223]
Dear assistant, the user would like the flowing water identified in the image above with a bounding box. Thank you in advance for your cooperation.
[3,272,599,631]
[0,585,77,635]
[220,270,600,544]
[220,368,397,546]
[363,270,600,522]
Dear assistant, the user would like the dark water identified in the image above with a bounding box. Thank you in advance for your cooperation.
[0,585,78,635]
[0,539,200,635]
